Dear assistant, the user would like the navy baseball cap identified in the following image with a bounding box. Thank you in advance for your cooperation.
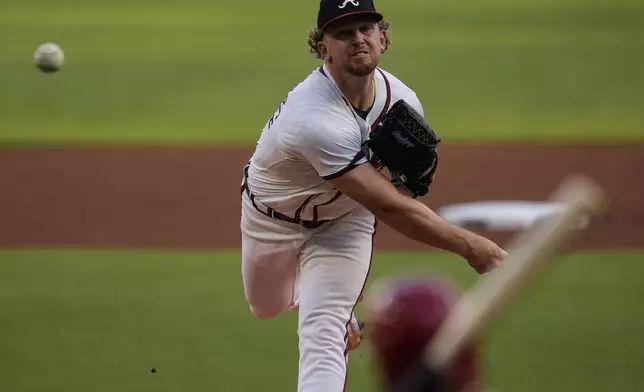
[317,0,384,31]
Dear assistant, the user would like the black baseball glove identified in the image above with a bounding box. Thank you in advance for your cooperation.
[368,99,441,198]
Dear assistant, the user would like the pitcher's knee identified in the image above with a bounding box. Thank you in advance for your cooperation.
[249,304,282,320]
[243,282,294,320]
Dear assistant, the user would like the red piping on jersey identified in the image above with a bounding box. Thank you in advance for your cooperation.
[341,218,377,392]
[318,64,392,171]
[241,162,330,229]
[312,191,343,222]
[370,68,391,131]
[295,194,316,221]
[317,65,392,131]
[322,147,367,181]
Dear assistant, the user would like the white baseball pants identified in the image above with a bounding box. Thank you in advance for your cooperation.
[241,194,376,392]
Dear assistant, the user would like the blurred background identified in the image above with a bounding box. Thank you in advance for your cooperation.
[1,0,642,143]
[0,0,642,391]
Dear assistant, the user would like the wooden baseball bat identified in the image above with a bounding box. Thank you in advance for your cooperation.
[392,174,607,391]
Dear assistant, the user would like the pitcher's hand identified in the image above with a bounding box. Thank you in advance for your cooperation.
[465,236,507,274]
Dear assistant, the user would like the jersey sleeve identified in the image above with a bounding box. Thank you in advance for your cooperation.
[282,106,367,180]
[407,91,425,117]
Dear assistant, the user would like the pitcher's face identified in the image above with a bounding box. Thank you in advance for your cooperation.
[320,16,387,77]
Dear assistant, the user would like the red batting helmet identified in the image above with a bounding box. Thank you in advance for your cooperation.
[365,276,481,392]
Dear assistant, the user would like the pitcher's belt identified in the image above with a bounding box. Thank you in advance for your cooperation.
[241,164,329,230]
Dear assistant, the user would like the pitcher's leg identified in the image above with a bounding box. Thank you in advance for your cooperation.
[241,231,300,319]
[296,209,376,392]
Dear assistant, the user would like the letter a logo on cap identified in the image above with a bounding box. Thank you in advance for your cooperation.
[317,0,382,31]
[339,0,360,8]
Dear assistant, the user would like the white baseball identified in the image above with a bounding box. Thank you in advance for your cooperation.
[34,42,65,72]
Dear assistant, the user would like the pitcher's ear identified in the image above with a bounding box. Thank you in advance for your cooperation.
[318,42,328,58]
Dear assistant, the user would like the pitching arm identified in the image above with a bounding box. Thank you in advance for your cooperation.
[329,163,499,269]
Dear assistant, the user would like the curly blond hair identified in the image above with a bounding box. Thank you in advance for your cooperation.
[307,20,391,59]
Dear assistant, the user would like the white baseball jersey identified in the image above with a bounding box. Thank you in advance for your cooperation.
[244,63,424,226]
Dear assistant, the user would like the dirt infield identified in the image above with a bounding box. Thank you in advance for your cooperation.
[0,144,642,251]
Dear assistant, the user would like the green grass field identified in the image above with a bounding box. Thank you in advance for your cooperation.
[0,249,642,392]
[1,0,643,144]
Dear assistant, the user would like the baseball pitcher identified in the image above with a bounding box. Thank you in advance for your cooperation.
[240,1,507,391]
